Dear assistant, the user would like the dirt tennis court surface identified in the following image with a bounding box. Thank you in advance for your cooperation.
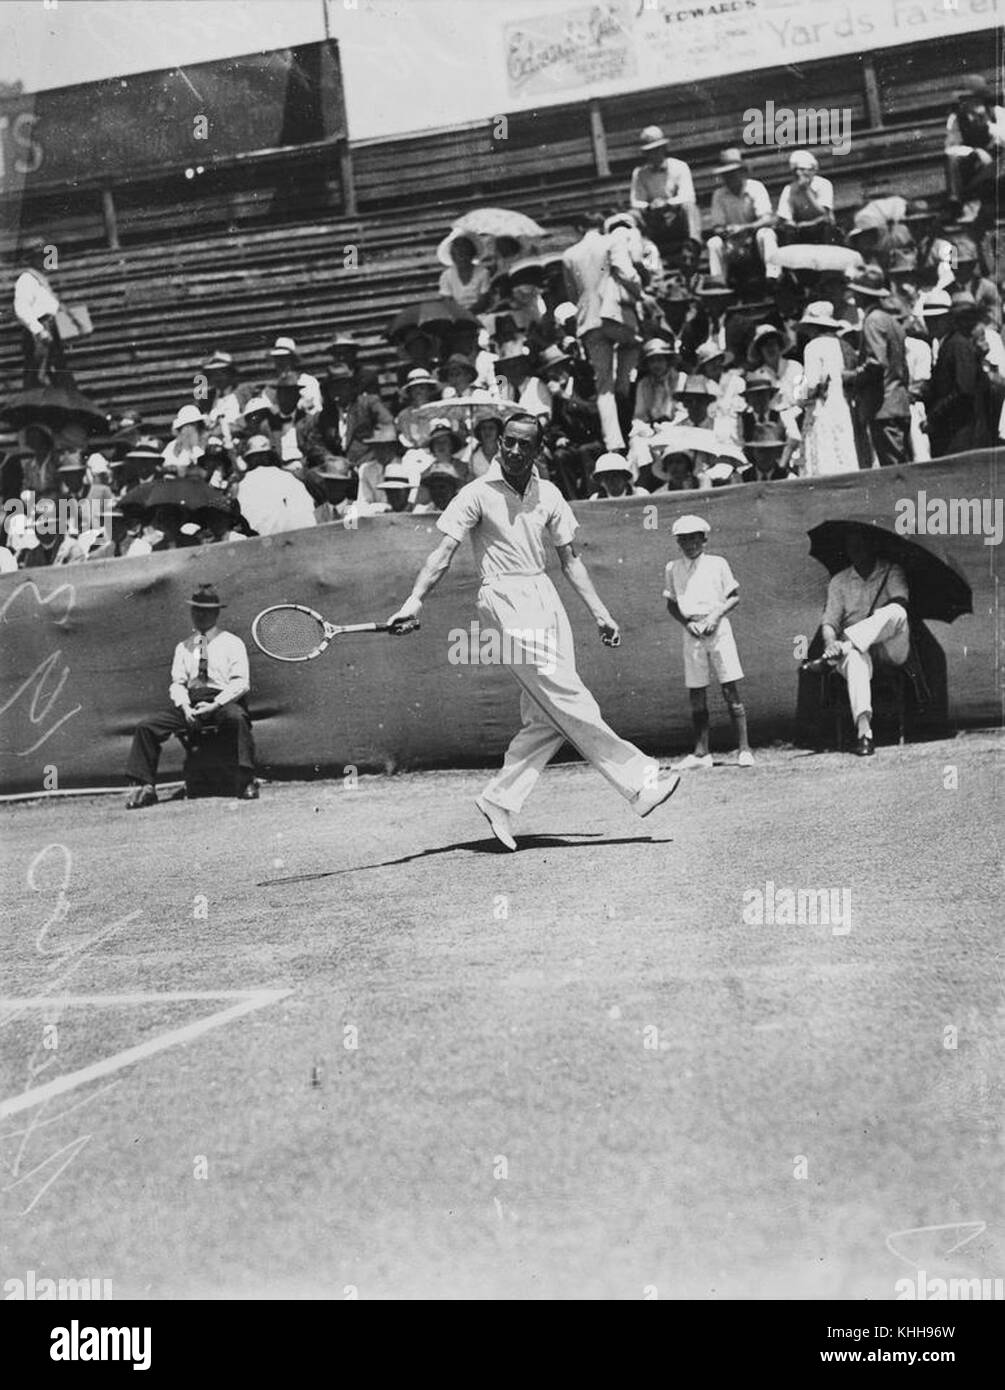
[1,733,1001,1299]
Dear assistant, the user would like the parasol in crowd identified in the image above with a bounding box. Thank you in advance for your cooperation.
[437,208,549,266]
[767,245,864,276]
[387,297,480,343]
[649,424,747,465]
[399,396,524,448]
[488,251,567,293]
[807,518,972,624]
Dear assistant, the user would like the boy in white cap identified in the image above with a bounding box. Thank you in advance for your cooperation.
[663,515,753,768]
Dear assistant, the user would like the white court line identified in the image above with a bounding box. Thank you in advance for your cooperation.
[0,988,292,1120]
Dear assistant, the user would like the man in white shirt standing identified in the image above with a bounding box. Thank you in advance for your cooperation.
[13,236,67,388]
[125,584,256,806]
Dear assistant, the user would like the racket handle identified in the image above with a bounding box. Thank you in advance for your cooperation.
[384,618,421,634]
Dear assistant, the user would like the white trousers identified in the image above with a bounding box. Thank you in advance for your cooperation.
[478,574,657,814]
[581,327,638,451]
[836,603,910,721]
[707,227,780,280]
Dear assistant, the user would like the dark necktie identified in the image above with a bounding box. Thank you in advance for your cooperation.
[197,635,209,682]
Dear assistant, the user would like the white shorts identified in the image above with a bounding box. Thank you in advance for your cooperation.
[681,616,744,689]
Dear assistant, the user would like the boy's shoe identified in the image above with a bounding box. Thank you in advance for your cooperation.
[125,784,157,810]
[676,753,713,771]
[736,750,755,767]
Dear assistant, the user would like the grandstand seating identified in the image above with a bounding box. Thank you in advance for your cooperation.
[0,30,995,436]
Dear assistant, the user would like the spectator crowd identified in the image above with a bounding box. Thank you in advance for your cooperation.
[3,72,1002,570]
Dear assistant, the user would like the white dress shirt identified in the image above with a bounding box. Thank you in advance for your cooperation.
[14,269,59,334]
[169,627,250,709]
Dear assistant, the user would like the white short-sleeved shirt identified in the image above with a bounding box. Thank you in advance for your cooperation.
[436,461,578,581]
[663,552,738,619]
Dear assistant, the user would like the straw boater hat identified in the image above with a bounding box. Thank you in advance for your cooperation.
[677,375,716,398]
[694,342,726,369]
[538,344,572,374]
[849,267,891,298]
[189,584,226,609]
[243,433,277,461]
[744,370,777,393]
[921,290,952,317]
[642,337,676,360]
[594,452,632,475]
[713,147,745,175]
[401,367,440,394]
[268,336,300,359]
[378,467,413,491]
[202,350,234,372]
[639,124,669,152]
[799,301,844,330]
[425,417,464,451]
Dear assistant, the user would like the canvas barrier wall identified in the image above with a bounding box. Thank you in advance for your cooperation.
[0,455,1000,794]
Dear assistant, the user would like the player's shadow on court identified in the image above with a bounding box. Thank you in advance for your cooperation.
[259,833,672,886]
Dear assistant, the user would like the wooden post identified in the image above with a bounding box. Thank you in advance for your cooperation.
[863,55,883,129]
[101,186,120,250]
[589,99,610,180]
[339,141,357,216]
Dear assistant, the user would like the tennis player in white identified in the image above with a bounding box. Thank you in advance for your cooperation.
[387,413,680,850]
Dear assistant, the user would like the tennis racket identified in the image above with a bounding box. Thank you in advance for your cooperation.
[251,604,419,662]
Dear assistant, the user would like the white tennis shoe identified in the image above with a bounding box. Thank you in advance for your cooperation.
[676,753,713,771]
[737,750,755,767]
[475,795,517,851]
[633,773,681,818]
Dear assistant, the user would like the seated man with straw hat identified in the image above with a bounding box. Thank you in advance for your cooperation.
[706,148,780,286]
[125,584,257,807]
[629,125,701,258]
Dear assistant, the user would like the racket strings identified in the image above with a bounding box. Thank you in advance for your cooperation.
[256,608,326,659]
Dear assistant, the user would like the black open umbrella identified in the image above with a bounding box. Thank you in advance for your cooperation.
[120,477,231,515]
[0,385,108,433]
[387,297,479,343]
[808,517,972,623]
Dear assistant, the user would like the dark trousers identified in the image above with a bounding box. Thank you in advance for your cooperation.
[20,320,69,390]
[126,703,255,785]
[869,416,911,467]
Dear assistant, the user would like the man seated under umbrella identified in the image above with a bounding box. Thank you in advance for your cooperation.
[805,524,913,757]
[125,584,257,807]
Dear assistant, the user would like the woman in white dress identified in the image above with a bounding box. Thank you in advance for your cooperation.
[796,301,858,476]
[437,234,492,312]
